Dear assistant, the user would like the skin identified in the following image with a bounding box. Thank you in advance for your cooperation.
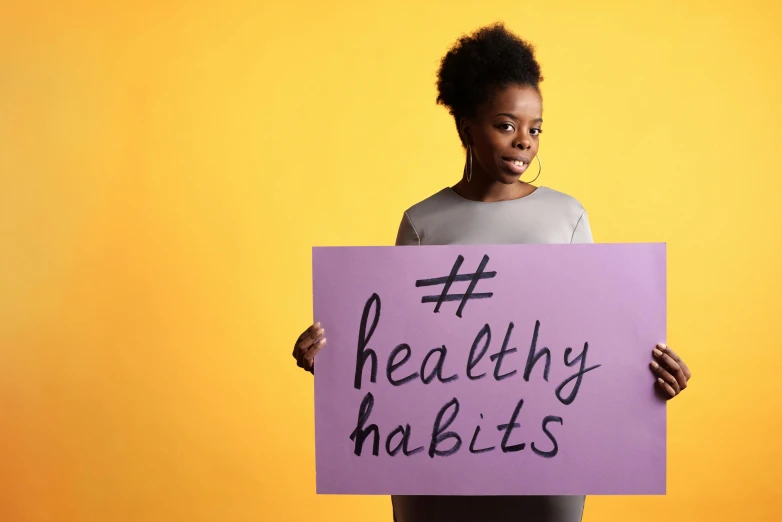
[453,83,543,203]
[293,83,692,399]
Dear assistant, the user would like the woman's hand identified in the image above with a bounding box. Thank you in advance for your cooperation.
[649,343,691,399]
[292,322,326,374]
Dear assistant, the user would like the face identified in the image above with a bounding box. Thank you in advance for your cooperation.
[460,84,543,185]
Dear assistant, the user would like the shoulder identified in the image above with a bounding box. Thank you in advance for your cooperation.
[401,187,456,224]
[535,187,592,243]
[394,188,455,246]
[533,186,586,213]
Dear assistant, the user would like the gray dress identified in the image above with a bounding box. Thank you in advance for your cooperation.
[392,186,592,522]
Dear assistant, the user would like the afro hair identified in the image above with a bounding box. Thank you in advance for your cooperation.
[436,22,543,146]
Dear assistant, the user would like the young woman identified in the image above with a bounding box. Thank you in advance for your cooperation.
[291,22,692,522]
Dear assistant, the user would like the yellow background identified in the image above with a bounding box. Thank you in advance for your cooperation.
[1,0,781,520]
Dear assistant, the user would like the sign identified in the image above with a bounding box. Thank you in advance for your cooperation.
[312,244,666,495]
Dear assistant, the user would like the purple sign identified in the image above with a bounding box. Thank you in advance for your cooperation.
[312,244,666,495]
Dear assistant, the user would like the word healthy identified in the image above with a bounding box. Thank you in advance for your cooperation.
[348,293,602,459]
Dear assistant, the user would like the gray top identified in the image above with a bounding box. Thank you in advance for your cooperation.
[392,185,591,522]
[395,186,593,246]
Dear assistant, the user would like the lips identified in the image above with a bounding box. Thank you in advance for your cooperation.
[502,156,530,174]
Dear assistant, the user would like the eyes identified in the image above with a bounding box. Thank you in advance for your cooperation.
[497,123,543,136]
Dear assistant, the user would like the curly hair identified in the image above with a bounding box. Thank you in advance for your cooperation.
[436,22,543,146]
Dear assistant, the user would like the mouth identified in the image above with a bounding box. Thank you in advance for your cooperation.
[502,156,530,175]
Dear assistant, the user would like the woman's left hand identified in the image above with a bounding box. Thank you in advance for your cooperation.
[649,343,691,399]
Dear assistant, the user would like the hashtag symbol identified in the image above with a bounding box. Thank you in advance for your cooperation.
[415,255,496,318]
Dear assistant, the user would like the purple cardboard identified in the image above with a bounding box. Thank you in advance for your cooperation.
[312,243,666,495]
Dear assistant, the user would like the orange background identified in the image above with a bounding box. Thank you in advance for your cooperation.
[1,1,781,521]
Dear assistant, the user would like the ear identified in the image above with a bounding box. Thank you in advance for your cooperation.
[458,117,472,146]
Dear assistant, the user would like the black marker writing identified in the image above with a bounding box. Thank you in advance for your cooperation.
[467,323,491,380]
[387,344,419,386]
[523,320,551,382]
[347,296,601,461]
[416,255,496,318]
[531,416,563,458]
[354,293,380,390]
[421,346,459,384]
[349,392,379,456]
[429,398,462,457]
[469,413,495,454]
[490,322,517,381]
[496,398,526,453]
[555,343,601,405]
[386,424,425,456]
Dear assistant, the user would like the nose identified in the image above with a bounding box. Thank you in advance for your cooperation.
[513,131,532,150]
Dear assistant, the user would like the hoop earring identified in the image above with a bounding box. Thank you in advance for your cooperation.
[526,155,542,184]
[464,145,473,182]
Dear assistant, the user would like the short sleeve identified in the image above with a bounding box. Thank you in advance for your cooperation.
[395,211,421,246]
[571,210,594,244]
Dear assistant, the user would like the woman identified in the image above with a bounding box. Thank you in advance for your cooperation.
[291,22,692,522]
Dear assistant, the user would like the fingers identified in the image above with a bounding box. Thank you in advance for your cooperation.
[649,359,680,394]
[297,322,321,347]
[302,338,327,374]
[293,322,323,360]
[656,377,677,398]
[661,344,692,380]
[650,343,692,400]
[297,331,322,367]
[308,337,327,360]
[654,344,689,390]
[293,322,326,374]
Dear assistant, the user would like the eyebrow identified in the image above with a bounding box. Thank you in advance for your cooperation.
[495,113,543,124]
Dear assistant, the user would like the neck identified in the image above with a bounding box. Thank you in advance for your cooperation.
[453,176,535,202]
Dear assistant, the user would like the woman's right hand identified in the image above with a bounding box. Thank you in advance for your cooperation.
[292,322,326,374]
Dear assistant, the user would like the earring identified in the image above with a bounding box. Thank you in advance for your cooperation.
[464,145,473,182]
[526,155,542,184]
